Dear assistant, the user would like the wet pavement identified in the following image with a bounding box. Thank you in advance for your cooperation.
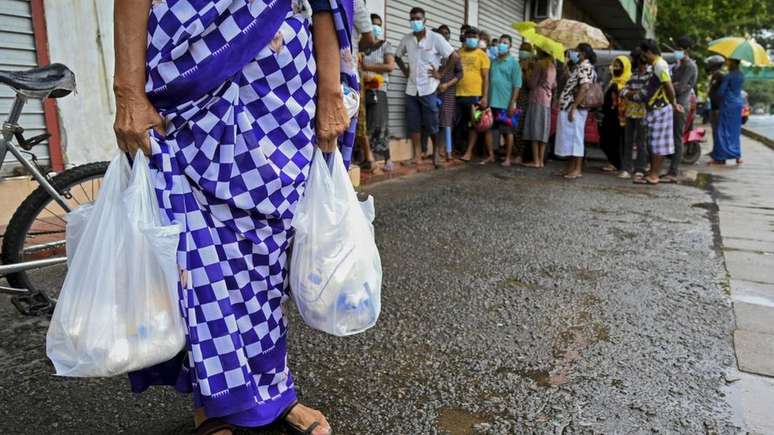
[0,158,739,434]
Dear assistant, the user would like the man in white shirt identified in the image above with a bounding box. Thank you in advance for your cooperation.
[396,7,457,165]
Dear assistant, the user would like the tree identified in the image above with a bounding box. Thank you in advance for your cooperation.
[656,0,774,51]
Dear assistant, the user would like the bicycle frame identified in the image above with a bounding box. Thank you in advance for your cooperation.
[0,94,71,282]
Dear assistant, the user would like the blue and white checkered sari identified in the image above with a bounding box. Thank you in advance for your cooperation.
[128,0,358,426]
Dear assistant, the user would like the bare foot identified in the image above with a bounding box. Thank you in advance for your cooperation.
[501,160,512,167]
[707,159,725,165]
[521,161,541,168]
[459,154,472,162]
[285,403,332,435]
[563,172,582,179]
[736,159,744,165]
[480,157,495,165]
[513,156,523,164]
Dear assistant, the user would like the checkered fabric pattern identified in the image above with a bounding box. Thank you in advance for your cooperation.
[130,0,357,426]
[646,104,674,156]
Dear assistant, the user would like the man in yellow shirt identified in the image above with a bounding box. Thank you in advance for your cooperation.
[456,27,491,162]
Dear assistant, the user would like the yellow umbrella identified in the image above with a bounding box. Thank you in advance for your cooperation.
[535,18,609,49]
[709,37,771,66]
[513,21,565,62]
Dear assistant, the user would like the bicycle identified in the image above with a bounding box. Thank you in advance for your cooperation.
[0,63,108,316]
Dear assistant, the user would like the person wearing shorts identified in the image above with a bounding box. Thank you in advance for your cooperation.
[396,7,456,165]
[486,34,522,166]
[457,27,491,162]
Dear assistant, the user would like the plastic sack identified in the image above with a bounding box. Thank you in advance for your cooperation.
[289,148,381,336]
[47,151,185,377]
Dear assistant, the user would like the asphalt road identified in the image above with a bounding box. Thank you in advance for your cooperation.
[0,160,739,434]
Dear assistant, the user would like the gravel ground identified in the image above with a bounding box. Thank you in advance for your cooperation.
[0,160,738,434]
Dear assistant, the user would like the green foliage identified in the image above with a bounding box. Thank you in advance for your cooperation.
[656,0,774,50]
[656,0,773,96]
[745,80,774,107]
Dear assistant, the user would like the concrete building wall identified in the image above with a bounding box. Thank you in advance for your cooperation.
[44,0,116,166]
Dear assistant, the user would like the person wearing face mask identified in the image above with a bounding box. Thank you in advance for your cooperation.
[396,7,457,166]
[555,43,597,179]
[352,0,377,171]
[621,48,653,180]
[487,34,522,166]
[599,56,631,175]
[361,14,397,171]
[433,25,464,161]
[522,48,557,168]
[457,27,492,162]
[517,43,536,164]
[635,39,685,185]
[661,35,697,183]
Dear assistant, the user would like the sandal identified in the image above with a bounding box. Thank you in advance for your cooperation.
[633,177,658,185]
[281,401,330,435]
[195,419,235,435]
[658,175,677,184]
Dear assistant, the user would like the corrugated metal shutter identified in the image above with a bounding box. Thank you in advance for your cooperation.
[385,0,466,139]
[477,0,526,52]
[0,0,48,173]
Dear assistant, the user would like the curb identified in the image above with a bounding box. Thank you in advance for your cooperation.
[742,127,774,150]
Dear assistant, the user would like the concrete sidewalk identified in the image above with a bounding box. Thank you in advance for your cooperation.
[703,134,774,434]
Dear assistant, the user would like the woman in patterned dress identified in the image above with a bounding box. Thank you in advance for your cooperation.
[112,1,354,434]
[554,43,596,179]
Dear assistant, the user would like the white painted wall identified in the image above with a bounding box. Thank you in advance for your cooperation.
[44,0,116,166]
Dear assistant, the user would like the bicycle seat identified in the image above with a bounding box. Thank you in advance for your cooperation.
[0,63,75,99]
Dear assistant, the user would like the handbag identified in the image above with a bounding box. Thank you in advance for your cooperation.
[579,70,603,109]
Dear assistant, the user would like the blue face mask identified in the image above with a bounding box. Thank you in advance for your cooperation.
[465,38,479,49]
[372,25,383,39]
[497,43,510,55]
[674,50,685,61]
[519,50,533,60]
[568,51,580,64]
[410,19,424,33]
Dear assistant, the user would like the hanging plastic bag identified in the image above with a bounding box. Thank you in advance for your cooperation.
[47,151,185,377]
[290,148,382,336]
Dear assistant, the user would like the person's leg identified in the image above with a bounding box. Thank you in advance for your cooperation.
[444,126,453,159]
[646,155,663,183]
[621,119,635,174]
[405,95,423,164]
[668,109,686,177]
[501,130,514,166]
[538,142,546,167]
[422,93,441,165]
[483,127,495,163]
[524,140,541,167]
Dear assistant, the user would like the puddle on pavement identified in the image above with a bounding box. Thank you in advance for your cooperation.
[435,407,488,435]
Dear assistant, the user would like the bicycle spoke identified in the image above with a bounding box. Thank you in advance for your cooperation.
[40,207,68,228]
[79,183,90,202]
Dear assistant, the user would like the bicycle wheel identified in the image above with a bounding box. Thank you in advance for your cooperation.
[1,161,108,314]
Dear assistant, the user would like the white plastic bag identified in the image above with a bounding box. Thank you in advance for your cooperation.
[47,151,186,377]
[290,148,382,336]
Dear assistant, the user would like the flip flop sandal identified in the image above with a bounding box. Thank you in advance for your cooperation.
[563,174,582,179]
[633,178,658,185]
[658,176,677,184]
[281,401,330,435]
[601,165,617,172]
[195,419,235,435]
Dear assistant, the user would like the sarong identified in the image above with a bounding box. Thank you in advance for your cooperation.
[128,0,358,427]
[646,104,674,156]
[554,109,588,157]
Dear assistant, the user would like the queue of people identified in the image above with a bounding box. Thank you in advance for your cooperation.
[353,7,746,185]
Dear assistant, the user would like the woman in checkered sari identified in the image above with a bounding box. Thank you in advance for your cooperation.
[113,1,357,434]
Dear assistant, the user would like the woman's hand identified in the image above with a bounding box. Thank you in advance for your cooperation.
[315,85,348,152]
[114,87,165,155]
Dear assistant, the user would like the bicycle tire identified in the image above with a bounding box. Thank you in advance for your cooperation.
[1,161,109,300]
